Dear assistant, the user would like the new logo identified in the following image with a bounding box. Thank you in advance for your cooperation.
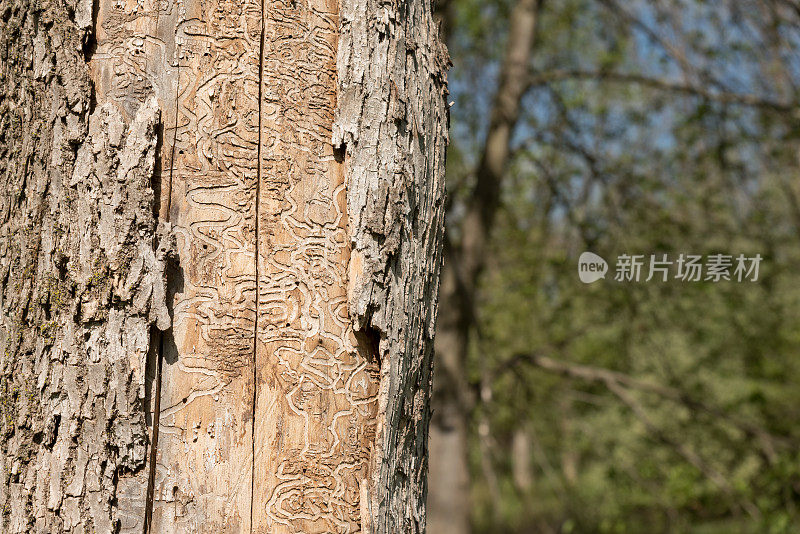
[578,252,608,284]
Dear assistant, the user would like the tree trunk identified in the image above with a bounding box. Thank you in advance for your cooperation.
[0,0,448,531]
[428,1,540,532]
[427,243,471,534]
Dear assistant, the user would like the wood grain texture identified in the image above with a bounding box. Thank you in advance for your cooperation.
[252,1,380,532]
[148,0,262,530]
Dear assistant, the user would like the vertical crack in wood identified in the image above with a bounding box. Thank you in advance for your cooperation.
[143,30,180,534]
[162,62,181,227]
[143,334,163,534]
[251,0,267,529]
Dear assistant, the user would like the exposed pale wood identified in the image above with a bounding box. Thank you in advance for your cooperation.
[251,0,381,532]
[147,0,262,528]
[93,0,262,529]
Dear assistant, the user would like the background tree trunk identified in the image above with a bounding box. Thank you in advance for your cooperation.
[428,0,540,532]
[0,0,448,531]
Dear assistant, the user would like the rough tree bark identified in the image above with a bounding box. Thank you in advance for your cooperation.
[0,0,448,531]
[427,1,540,533]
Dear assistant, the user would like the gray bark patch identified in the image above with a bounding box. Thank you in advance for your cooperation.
[334,0,450,531]
[0,3,172,527]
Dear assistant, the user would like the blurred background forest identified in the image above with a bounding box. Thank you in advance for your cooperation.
[426,0,800,532]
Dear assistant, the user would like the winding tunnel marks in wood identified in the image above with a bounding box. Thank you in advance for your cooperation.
[90,0,380,531]
[253,2,380,532]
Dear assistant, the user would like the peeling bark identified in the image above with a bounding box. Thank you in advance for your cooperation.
[334,0,449,531]
[0,3,172,528]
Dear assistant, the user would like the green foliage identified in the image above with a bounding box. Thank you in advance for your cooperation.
[446,0,800,531]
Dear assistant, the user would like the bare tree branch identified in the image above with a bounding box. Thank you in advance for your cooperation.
[596,0,716,88]
[605,380,761,520]
[495,352,793,459]
[526,69,794,111]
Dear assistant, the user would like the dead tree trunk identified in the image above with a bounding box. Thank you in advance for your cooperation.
[0,0,448,531]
